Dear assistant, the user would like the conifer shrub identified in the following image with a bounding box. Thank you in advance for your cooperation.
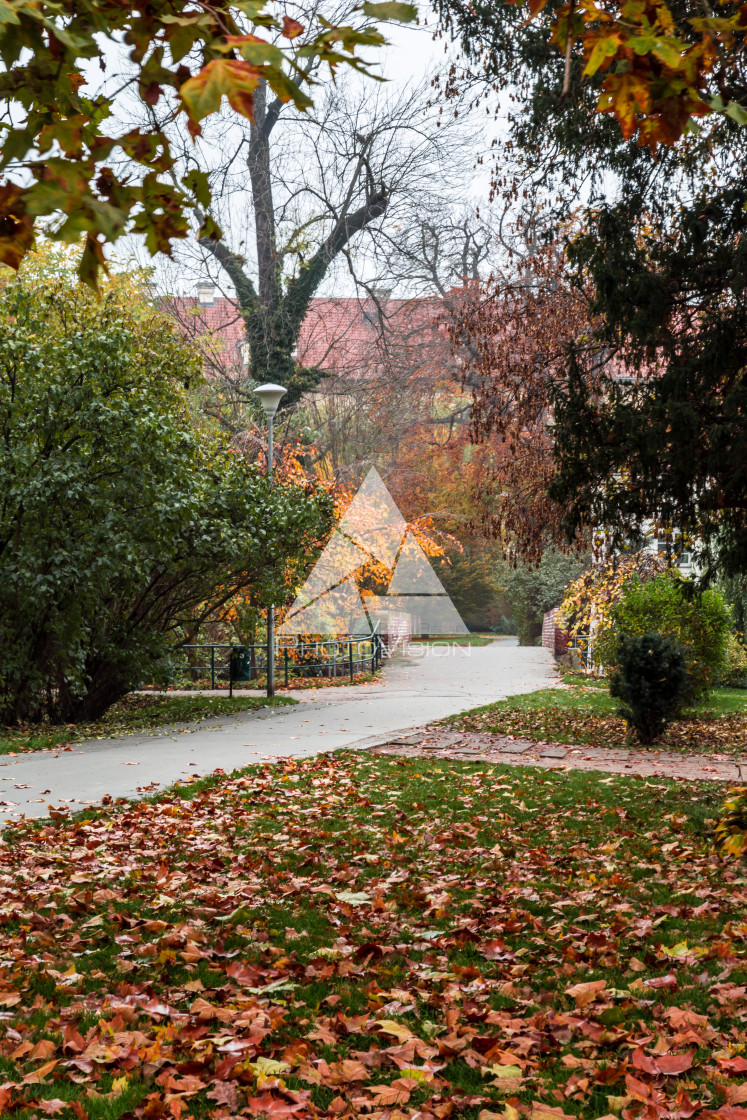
[608,632,690,744]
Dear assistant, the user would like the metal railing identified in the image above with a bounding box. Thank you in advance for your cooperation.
[149,624,383,691]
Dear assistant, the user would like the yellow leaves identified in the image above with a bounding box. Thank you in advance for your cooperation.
[253,1057,291,1075]
[660,940,705,958]
[484,1062,523,1081]
[715,785,747,858]
[479,1108,520,1120]
[179,59,263,129]
[582,30,624,77]
[373,1019,414,1042]
[398,1066,434,1082]
[250,1055,291,1088]
[80,914,105,929]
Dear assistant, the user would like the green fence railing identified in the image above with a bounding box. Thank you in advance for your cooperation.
[149,626,383,692]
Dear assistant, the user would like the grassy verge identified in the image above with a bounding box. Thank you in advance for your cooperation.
[0,693,295,756]
[0,753,741,1120]
[446,675,747,756]
[410,634,503,648]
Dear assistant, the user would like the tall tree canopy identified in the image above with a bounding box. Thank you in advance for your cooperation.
[160,68,475,420]
[433,0,747,578]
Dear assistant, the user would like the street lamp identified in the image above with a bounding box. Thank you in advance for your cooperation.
[254,382,287,698]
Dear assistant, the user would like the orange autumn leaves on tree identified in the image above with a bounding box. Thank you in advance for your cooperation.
[518,0,747,148]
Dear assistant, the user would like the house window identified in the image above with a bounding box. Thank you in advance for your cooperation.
[197,281,216,306]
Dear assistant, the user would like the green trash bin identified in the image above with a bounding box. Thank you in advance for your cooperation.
[230,646,252,685]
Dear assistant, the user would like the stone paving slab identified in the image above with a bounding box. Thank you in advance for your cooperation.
[372,726,746,784]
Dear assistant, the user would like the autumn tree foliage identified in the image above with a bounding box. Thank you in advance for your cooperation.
[0,0,415,284]
[444,242,598,565]
[0,252,332,724]
[435,0,747,579]
[434,0,747,149]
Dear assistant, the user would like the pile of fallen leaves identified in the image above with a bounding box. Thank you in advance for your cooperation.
[0,753,745,1120]
[453,702,747,757]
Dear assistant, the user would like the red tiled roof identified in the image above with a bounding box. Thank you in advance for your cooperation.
[165,293,451,378]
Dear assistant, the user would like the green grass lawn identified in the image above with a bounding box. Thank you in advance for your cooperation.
[447,675,747,756]
[0,753,741,1119]
[410,634,503,647]
[0,693,295,756]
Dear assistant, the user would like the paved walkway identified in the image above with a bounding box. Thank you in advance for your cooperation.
[374,727,747,783]
[0,640,558,826]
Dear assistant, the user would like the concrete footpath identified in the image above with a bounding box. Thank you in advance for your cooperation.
[0,640,558,826]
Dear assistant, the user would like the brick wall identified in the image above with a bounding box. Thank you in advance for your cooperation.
[542,608,569,659]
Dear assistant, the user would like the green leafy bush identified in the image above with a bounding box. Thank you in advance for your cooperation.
[718,632,747,688]
[715,787,747,858]
[720,574,747,640]
[0,258,332,724]
[609,632,690,744]
[597,570,731,700]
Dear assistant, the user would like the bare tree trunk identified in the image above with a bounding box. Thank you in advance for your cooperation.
[247,82,281,321]
[199,80,390,404]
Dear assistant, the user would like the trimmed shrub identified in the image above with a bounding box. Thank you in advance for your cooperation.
[609,632,690,744]
[597,570,731,700]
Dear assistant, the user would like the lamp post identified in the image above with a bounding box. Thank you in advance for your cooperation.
[254,382,287,698]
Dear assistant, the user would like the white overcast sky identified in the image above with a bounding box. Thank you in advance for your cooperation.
[369,10,447,85]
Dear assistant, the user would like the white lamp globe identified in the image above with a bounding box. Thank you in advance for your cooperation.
[254,382,287,418]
